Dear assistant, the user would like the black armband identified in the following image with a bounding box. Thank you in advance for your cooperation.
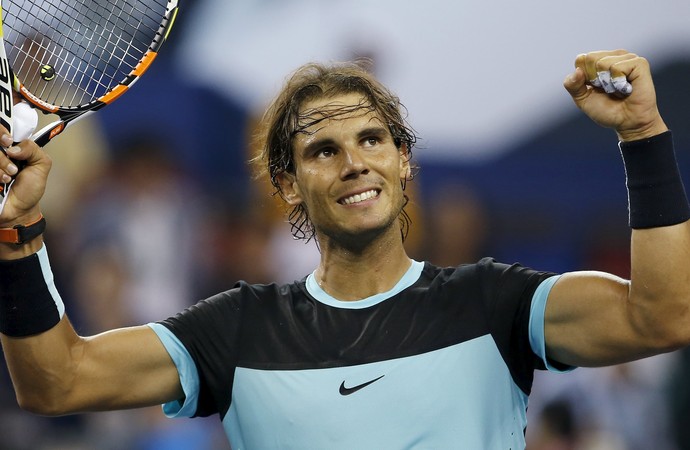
[620,131,690,229]
[0,245,65,337]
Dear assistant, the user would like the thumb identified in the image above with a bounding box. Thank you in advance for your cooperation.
[563,67,589,101]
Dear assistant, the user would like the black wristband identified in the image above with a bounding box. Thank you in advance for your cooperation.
[0,246,64,337]
[620,131,690,229]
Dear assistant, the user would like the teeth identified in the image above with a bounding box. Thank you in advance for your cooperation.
[342,189,378,205]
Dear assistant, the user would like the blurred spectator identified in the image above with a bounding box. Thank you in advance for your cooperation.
[420,182,489,266]
[38,114,111,229]
[666,347,690,449]
[51,134,227,449]
[528,399,578,450]
[67,135,208,327]
[196,201,274,294]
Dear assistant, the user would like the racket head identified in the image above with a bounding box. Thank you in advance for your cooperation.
[1,0,178,144]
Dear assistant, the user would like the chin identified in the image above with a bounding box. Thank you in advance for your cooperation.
[330,220,400,245]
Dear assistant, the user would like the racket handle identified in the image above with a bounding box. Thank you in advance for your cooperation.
[1,102,38,173]
[13,101,38,143]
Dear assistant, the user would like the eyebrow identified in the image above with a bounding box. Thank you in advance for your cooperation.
[357,126,390,140]
[300,126,390,155]
[301,136,336,157]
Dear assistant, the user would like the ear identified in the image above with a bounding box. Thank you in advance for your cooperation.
[398,143,412,181]
[276,171,303,205]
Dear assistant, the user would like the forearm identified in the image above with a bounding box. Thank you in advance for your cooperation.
[0,206,45,259]
[0,240,84,413]
[1,315,85,415]
[2,320,183,415]
[629,221,690,347]
[0,236,44,259]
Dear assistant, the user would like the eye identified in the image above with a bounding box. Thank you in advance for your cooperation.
[363,137,379,147]
[316,147,336,158]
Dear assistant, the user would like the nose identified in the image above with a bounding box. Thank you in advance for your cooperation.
[340,147,369,180]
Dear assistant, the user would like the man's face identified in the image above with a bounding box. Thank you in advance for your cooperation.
[279,93,411,245]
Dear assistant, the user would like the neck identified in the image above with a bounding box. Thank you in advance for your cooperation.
[314,228,412,301]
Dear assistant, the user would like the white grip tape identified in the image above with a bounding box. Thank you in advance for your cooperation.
[597,71,616,94]
[594,71,633,96]
[12,101,38,142]
[611,76,633,95]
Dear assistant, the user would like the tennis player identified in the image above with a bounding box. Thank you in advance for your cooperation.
[0,50,688,449]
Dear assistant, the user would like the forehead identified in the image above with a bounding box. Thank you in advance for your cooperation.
[300,92,368,113]
[296,92,384,135]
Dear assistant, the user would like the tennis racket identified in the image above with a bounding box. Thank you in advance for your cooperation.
[0,1,35,212]
[0,0,178,212]
[0,3,15,142]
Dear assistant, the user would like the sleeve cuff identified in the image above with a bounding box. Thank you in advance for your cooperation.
[528,275,575,372]
[148,322,201,418]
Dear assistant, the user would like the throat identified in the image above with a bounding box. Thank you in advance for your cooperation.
[314,255,412,301]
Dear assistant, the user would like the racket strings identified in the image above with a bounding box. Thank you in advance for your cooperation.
[2,0,168,109]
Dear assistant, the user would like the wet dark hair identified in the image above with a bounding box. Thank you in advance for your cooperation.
[253,61,418,242]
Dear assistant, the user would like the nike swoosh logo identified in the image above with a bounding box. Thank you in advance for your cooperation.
[339,375,385,396]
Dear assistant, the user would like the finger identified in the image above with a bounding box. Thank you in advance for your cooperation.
[563,66,589,100]
[0,147,20,183]
[0,134,12,148]
[607,54,647,85]
[595,53,637,96]
[573,53,597,89]
[578,50,630,88]
[575,53,601,88]
[9,139,41,165]
[0,139,42,179]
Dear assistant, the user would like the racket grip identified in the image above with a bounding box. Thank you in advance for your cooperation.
[13,102,38,143]
[2,102,39,174]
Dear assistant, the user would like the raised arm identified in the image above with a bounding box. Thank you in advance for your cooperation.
[544,50,690,367]
[1,319,182,415]
[0,134,182,415]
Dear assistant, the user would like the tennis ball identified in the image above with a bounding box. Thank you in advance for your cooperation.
[40,64,55,81]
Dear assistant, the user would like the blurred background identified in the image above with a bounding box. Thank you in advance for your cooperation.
[2,0,690,448]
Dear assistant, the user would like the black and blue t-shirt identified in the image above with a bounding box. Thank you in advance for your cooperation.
[150,258,566,449]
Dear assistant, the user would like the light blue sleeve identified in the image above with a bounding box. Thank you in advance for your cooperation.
[528,275,575,372]
[147,322,201,418]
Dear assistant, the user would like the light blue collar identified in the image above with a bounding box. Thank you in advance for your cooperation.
[305,260,424,309]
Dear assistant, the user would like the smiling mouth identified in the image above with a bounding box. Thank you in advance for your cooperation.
[339,189,379,205]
